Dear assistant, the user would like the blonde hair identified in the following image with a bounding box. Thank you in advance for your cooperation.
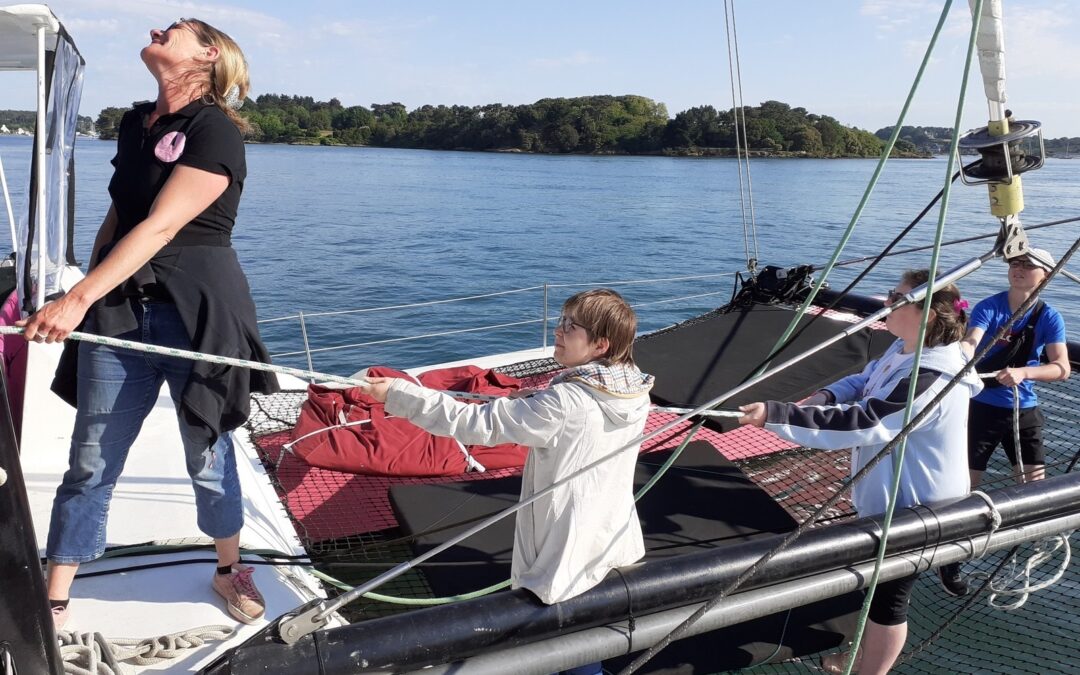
[562,289,638,365]
[177,18,251,133]
[901,269,967,347]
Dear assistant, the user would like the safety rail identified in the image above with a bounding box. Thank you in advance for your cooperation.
[259,271,738,370]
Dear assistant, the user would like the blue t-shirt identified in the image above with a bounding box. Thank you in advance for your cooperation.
[970,291,1067,409]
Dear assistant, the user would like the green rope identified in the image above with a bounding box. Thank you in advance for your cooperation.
[311,569,512,605]
[842,3,981,673]
[95,543,513,606]
[88,419,695,609]
[634,421,701,500]
[760,0,954,371]
[618,5,961,674]
[11,328,707,606]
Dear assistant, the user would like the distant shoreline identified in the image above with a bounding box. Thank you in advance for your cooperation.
[19,135,1076,160]
[238,138,937,159]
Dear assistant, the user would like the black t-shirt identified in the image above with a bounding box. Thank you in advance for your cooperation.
[108,100,246,246]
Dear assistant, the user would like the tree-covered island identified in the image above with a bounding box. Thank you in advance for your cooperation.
[8,96,1072,159]
[90,96,912,158]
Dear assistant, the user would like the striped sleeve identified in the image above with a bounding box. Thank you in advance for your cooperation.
[764,369,941,450]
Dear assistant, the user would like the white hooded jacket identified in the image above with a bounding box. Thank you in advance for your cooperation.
[763,340,983,517]
[385,363,653,604]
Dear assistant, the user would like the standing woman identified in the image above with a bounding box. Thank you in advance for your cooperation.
[737,270,982,675]
[18,18,278,628]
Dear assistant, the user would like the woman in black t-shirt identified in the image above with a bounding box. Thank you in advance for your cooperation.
[18,18,277,629]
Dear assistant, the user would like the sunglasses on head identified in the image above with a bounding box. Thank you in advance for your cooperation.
[163,19,190,33]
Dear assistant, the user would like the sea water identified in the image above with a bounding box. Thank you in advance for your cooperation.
[3,137,1079,672]
[1,136,1076,376]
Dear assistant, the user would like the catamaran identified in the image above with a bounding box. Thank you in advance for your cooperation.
[1,2,1078,674]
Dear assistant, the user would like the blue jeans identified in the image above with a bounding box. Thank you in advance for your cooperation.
[46,301,243,563]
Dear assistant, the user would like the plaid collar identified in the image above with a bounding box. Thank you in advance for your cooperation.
[552,361,654,397]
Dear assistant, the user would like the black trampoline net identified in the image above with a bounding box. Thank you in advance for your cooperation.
[244,341,1080,672]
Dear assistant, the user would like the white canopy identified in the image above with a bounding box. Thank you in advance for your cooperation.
[0,4,60,71]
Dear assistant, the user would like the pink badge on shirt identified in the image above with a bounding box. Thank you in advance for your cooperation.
[155,131,186,163]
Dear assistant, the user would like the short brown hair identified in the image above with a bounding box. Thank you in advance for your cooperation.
[562,289,637,365]
[901,269,967,347]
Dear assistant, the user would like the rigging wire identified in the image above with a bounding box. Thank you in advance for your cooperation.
[828,213,1080,270]
[741,169,964,383]
[729,0,759,265]
[751,0,952,379]
[724,0,753,271]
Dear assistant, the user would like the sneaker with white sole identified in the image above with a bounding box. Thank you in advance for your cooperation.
[937,562,969,597]
[212,564,265,624]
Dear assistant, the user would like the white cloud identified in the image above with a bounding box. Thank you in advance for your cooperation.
[1006,5,1080,81]
[63,17,120,34]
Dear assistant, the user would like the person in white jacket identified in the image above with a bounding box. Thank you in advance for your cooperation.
[738,269,982,675]
[366,288,653,675]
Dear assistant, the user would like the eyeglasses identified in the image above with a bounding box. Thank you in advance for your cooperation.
[1008,260,1040,270]
[555,315,585,333]
[885,289,906,304]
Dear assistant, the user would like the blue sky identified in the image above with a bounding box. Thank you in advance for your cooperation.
[6,0,1080,136]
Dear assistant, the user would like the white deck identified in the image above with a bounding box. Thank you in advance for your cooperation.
[19,341,337,672]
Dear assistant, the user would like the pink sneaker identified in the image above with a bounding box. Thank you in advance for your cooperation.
[51,604,69,631]
[212,564,265,624]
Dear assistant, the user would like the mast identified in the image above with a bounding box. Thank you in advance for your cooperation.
[959,0,1046,259]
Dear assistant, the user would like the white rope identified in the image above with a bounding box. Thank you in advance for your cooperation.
[0,325,376,389]
[58,625,233,675]
[3,328,755,423]
[1012,383,1026,481]
[650,406,741,418]
[968,489,1003,557]
[979,533,1073,611]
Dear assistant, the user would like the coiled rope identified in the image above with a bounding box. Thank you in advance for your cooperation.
[57,625,233,675]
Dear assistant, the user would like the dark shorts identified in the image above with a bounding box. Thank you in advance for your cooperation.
[968,399,1045,471]
[868,574,918,626]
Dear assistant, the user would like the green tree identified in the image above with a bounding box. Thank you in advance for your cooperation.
[95,106,130,140]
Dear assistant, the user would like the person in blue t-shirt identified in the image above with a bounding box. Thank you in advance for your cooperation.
[962,248,1070,487]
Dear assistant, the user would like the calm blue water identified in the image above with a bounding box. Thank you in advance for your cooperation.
[1,135,1077,375]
